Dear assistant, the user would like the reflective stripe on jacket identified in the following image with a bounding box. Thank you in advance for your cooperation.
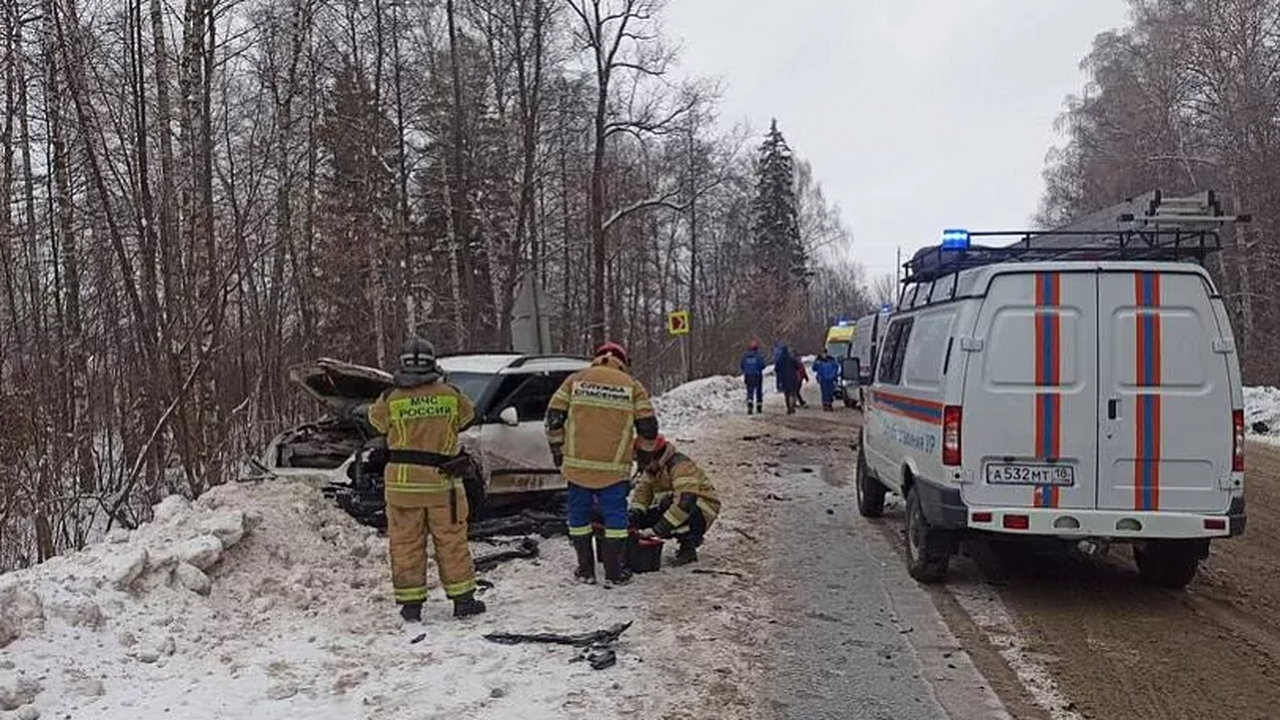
[368,382,476,507]
[546,356,658,489]
[630,452,721,528]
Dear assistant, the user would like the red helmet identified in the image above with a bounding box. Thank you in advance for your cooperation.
[633,434,668,463]
[594,341,629,366]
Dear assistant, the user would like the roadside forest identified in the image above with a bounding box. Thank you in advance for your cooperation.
[0,0,867,567]
[1041,0,1280,384]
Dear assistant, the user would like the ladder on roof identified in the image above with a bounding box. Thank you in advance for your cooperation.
[1023,190,1250,249]
[895,189,1251,303]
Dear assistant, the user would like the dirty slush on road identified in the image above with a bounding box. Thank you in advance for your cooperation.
[698,385,1280,720]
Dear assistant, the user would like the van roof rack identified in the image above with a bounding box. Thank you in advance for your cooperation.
[900,190,1248,287]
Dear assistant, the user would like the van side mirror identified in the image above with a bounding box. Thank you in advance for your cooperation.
[499,406,519,426]
[841,358,862,384]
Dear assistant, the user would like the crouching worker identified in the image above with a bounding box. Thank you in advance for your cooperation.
[365,337,486,623]
[629,435,721,566]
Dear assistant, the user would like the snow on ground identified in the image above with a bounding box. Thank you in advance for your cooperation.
[0,373,755,720]
[1246,386,1280,446]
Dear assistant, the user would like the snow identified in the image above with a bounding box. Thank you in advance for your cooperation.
[0,371,755,720]
[1245,386,1280,446]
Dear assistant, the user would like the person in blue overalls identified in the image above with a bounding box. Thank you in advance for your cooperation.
[812,348,841,411]
[740,340,766,415]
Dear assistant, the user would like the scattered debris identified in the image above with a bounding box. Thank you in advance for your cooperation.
[469,509,567,540]
[474,538,540,572]
[484,621,633,648]
[730,527,759,543]
[1254,421,1271,434]
[409,633,427,645]
[571,646,617,671]
[765,493,790,502]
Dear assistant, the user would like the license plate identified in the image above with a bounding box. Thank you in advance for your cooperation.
[985,463,1074,486]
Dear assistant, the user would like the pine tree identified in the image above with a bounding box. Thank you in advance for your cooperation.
[750,119,806,289]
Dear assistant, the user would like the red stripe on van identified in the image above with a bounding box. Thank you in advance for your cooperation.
[1034,273,1062,508]
[870,390,944,425]
[1134,273,1162,511]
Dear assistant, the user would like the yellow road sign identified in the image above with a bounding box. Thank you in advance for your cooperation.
[667,310,690,336]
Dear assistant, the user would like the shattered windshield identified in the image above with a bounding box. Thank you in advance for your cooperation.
[444,372,494,404]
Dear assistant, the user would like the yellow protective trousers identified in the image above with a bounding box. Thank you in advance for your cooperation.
[386,489,477,603]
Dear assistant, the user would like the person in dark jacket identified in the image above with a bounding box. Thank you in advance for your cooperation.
[772,342,786,393]
[775,345,801,415]
[740,340,766,415]
[793,355,809,408]
[812,349,840,411]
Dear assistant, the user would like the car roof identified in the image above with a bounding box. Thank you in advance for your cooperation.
[437,353,591,375]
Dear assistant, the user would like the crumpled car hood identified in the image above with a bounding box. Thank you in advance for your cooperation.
[289,357,394,413]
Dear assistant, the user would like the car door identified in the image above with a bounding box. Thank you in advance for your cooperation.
[1095,269,1235,513]
[478,371,571,495]
[958,270,1099,510]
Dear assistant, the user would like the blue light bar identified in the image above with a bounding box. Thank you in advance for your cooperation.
[941,228,971,250]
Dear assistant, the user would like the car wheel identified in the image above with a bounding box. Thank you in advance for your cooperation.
[1134,539,1205,589]
[856,444,886,518]
[904,485,950,583]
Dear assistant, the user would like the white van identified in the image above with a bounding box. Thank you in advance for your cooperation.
[845,310,888,408]
[857,228,1247,589]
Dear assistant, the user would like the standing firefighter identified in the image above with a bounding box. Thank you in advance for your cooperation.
[366,338,486,622]
[630,435,721,566]
[740,340,766,415]
[546,342,659,586]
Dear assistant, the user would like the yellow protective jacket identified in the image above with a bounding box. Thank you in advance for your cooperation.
[367,380,476,508]
[630,450,721,529]
[545,356,658,489]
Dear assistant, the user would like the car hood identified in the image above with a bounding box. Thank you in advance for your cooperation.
[289,358,395,412]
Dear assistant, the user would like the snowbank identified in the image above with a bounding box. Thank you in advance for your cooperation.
[1246,386,1280,446]
[0,371,753,720]
[652,375,745,438]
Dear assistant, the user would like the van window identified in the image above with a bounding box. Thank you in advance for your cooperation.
[903,313,954,388]
[877,318,914,385]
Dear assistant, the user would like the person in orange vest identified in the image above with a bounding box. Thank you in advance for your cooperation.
[365,338,486,622]
[545,342,660,585]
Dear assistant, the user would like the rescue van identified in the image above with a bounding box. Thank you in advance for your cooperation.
[858,209,1248,589]
[846,309,888,408]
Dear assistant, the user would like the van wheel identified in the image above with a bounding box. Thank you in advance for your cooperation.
[904,486,951,583]
[1134,540,1204,589]
[856,445,886,518]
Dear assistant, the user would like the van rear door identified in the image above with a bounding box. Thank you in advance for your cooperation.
[1095,270,1234,513]
[960,271,1099,510]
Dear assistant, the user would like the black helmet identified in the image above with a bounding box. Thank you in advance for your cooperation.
[399,337,437,373]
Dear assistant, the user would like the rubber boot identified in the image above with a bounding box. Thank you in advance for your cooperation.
[670,541,699,567]
[452,592,487,618]
[756,402,763,414]
[572,535,597,584]
[399,602,422,623]
[600,538,633,586]
[747,401,754,415]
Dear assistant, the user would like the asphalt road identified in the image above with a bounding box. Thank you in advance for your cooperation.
[754,413,1009,720]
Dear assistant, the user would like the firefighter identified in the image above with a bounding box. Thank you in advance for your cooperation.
[365,337,486,622]
[546,341,659,586]
[630,435,721,566]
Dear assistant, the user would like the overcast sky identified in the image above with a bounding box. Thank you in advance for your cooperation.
[665,0,1132,285]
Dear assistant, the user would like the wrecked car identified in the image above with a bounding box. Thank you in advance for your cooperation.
[259,353,592,526]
